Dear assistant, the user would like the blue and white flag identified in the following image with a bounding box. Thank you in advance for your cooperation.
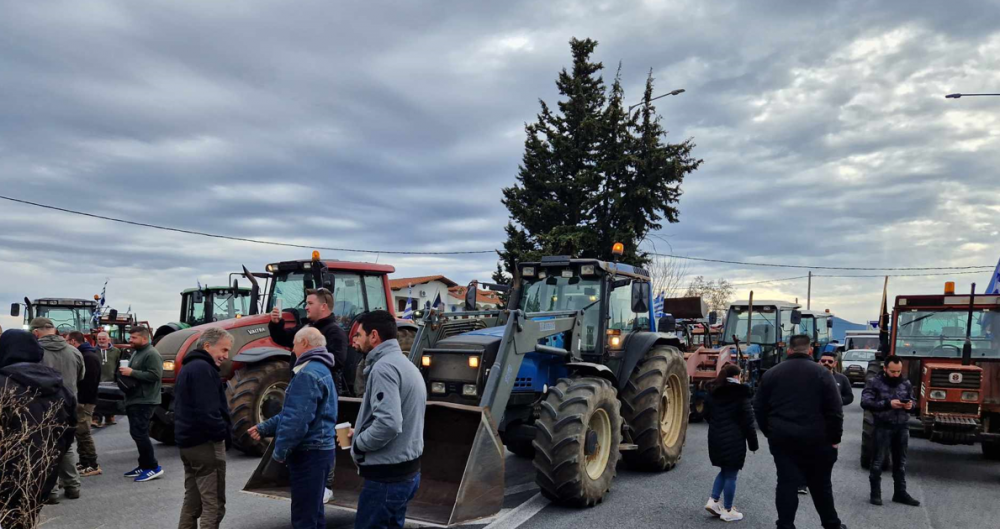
[987,255,1000,295]
[432,292,443,310]
[92,279,108,327]
[653,291,666,319]
[401,285,415,319]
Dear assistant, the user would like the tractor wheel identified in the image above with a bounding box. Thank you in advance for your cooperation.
[621,345,690,471]
[397,327,416,353]
[507,439,536,459]
[227,361,290,456]
[533,376,621,507]
[689,394,708,424]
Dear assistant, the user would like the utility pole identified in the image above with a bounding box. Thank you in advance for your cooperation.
[807,271,812,310]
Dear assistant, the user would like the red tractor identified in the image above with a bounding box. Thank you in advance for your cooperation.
[149,253,417,455]
[860,282,1000,466]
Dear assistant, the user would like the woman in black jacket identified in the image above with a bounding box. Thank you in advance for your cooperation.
[705,364,759,522]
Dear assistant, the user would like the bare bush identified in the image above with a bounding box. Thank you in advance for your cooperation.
[684,276,735,319]
[0,385,68,529]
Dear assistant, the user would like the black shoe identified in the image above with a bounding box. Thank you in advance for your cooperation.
[45,495,60,505]
[892,491,920,506]
[65,488,80,499]
[870,491,882,506]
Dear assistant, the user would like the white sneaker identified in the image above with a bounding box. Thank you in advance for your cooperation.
[323,487,333,504]
[721,507,744,522]
[705,498,723,517]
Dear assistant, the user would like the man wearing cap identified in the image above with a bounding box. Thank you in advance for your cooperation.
[31,317,85,503]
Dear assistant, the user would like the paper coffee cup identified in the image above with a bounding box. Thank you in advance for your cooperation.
[335,422,352,450]
[119,360,129,369]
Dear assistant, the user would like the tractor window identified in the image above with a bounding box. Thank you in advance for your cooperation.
[270,272,308,312]
[895,310,1000,358]
[363,275,388,313]
[35,306,94,334]
[190,297,206,325]
[846,336,880,350]
[722,307,777,346]
[211,291,250,321]
[520,276,601,351]
[607,285,641,332]
[333,274,366,326]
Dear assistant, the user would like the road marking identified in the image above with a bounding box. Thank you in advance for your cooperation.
[504,482,539,497]
[482,492,548,529]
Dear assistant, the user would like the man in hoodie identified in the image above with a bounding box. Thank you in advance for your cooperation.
[66,331,103,477]
[31,318,84,503]
[349,310,426,529]
[0,330,77,528]
[94,331,121,426]
[175,328,234,529]
[861,355,920,507]
[249,327,337,529]
[119,326,164,482]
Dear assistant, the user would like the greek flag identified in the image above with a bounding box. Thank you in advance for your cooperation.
[92,280,108,327]
[987,256,1000,295]
[653,291,665,319]
[432,292,443,310]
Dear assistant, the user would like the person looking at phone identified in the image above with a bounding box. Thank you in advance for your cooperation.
[860,355,920,507]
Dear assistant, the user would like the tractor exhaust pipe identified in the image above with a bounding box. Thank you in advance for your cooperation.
[962,283,976,366]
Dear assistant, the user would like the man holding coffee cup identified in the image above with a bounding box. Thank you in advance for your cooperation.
[119,326,164,483]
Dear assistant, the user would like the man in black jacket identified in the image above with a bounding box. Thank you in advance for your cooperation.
[174,327,233,529]
[269,288,348,391]
[819,351,854,406]
[754,335,846,529]
[860,356,920,507]
[66,332,103,477]
[0,329,77,527]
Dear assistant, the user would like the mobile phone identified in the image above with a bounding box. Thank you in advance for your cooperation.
[275,298,282,311]
[898,398,911,403]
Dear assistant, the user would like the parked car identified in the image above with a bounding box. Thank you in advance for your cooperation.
[842,349,877,385]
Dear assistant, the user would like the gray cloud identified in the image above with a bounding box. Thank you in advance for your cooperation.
[3,0,1000,331]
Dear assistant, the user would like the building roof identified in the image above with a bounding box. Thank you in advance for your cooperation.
[388,275,459,291]
[447,286,503,306]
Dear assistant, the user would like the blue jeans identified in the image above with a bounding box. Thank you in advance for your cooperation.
[287,449,334,529]
[355,473,421,529]
[711,468,739,510]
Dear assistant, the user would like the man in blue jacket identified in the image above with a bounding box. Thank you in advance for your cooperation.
[861,355,920,507]
[249,327,338,529]
[174,328,234,529]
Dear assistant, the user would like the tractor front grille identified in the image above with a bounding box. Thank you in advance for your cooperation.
[927,402,979,416]
[929,369,981,390]
[441,319,488,338]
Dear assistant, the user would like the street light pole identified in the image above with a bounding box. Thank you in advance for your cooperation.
[628,88,685,114]
[945,93,1000,99]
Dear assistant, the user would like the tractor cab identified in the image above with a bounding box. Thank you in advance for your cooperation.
[796,309,835,360]
[179,286,252,327]
[720,300,801,369]
[11,297,99,335]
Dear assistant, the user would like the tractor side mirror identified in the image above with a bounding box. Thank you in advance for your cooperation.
[827,317,834,328]
[193,290,205,304]
[464,282,478,311]
[631,282,650,314]
[109,309,118,321]
[658,314,677,333]
[709,311,718,325]
[789,310,802,325]
[233,279,240,290]
[10,303,19,318]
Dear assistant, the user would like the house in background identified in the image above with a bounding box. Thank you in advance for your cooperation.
[388,276,459,313]
[447,285,503,311]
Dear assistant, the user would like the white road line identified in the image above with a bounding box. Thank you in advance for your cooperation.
[504,482,539,497]
[482,492,549,529]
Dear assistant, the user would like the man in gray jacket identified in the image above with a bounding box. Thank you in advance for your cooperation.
[349,310,425,529]
[31,317,85,503]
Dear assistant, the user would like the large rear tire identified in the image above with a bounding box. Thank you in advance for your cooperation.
[621,345,690,471]
[533,376,622,507]
[227,361,290,456]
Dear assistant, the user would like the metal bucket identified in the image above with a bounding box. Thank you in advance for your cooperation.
[243,398,505,527]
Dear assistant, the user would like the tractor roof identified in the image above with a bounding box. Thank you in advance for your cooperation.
[265,259,395,275]
[730,299,800,309]
[181,286,252,294]
[32,298,98,307]
[519,257,650,280]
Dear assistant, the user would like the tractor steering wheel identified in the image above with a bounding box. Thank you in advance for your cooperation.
[929,344,961,357]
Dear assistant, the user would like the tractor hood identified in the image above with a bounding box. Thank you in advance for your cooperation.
[158,314,278,382]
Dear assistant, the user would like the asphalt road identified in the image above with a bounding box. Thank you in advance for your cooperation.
[37,388,1000,529]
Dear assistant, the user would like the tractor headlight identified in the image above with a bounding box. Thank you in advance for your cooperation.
[266,264,277,272]
[561,269,573,278]
[607,330,624,350]
[580,264,596,276]
[431,382,446,394]
[929,390,947,400]
[462,384,478,397]
[163,360,176,372]
[421,356,432,367]
[522,267,535,277]
[961,391,979,401]
[468,356,480,368]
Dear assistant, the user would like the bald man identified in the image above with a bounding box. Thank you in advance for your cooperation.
[95,332,122,426]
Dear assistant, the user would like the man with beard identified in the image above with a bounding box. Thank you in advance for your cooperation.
[861,355,920,507]
[819,351,854,406]
[66,331,103,477]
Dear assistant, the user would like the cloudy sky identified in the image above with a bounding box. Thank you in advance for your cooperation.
[2,0,1000,331]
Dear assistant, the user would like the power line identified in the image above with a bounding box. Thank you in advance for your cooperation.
[0,194,495,256]
[652,252,994,271]
[731,275,809,286]
[729,269,989,287]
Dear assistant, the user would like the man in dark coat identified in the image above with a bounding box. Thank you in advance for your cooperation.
[754,335,846,529]
[66,332,103,477]
[705,366,758,522]
[269,288,348,391]
[819,351,854,406]
[860,355,920,507]
[0,330,77,528]
[175,328,233,529]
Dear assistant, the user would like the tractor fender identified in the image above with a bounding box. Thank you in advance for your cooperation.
[153,322,189,345]
[566,362,618,387]
[615,332,680,392]
[233,346,291,364]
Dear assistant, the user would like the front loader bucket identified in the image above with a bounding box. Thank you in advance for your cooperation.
[243,398,505,527]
